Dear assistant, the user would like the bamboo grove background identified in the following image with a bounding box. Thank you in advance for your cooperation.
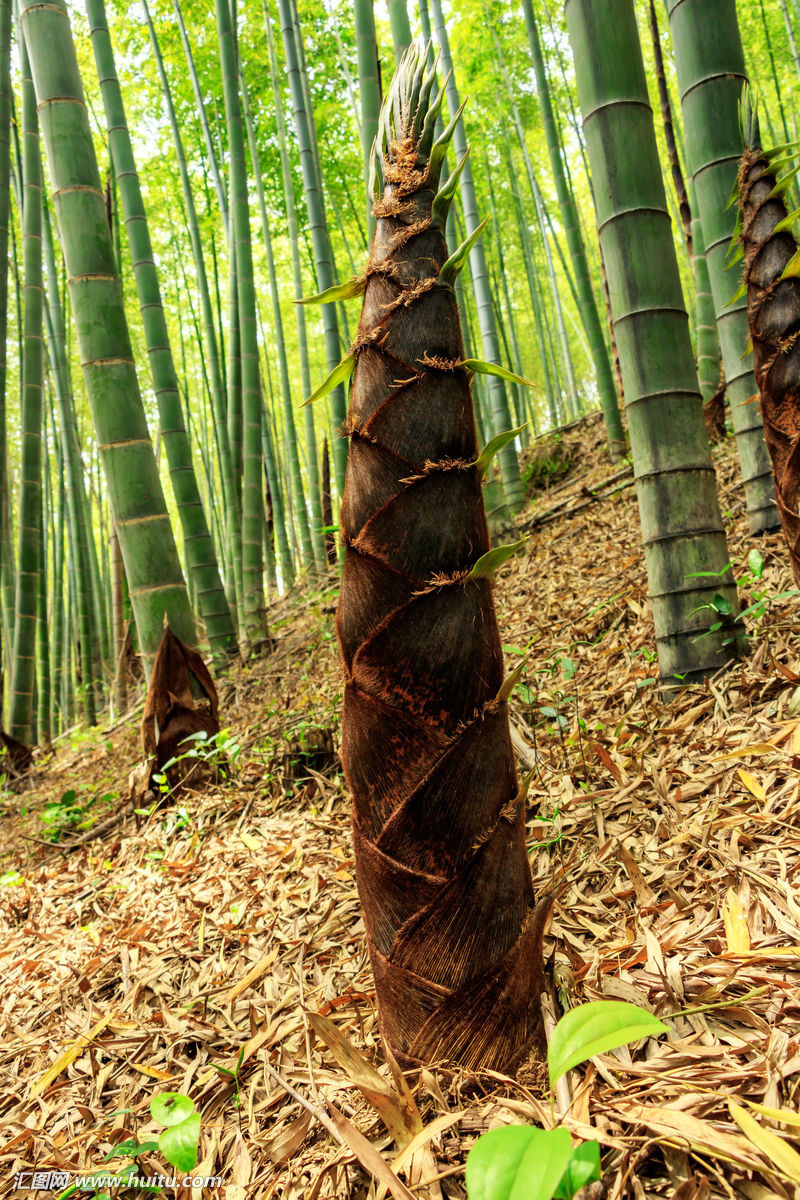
[1,0,796,744]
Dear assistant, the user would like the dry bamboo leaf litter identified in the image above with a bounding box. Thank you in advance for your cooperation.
[1,422,800,1197]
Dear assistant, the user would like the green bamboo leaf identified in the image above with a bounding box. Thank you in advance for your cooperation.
[465,1125,572,1200]
[765,140,800,161]
[439,215,489,286]
[738,83,760,151]
[726,242,745,268]
[769,164,800,199]
[432,146,471,229]
[462,359,535,387]
[150,1092,195,1128]
[781,248,800,280]
[428,95,467,184]
[468,538,528,580]
[368,131,385,201]
[158,1114,201,1174]
[296,277,365,305]
[473,424,527,476]
[302,352,356,407]
[772,206,800,234]
[725,279,747,306]
[418,75,446,159]
[724,173,742,211]
[726,208,742,256]
[548,1001,668,1087]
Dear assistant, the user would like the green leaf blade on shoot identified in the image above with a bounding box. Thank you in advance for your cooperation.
[296,277,365,305]
[468,538,528,580]
[547,1000,668,1087]
[781,248,800,281]
[462,359,535,388]
[465,1125,572,1200]
[432,146,471,229]
[473,424,527,476]
[439,215,490,287]
[725,279,747,307]
[302,351,356,407]
[150,1092,196,1128]
[158,1113,201,1174]
[769,164,800,199]
[747,549,765,580]
[772,205,800,234]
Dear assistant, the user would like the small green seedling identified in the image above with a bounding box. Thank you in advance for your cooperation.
[55,1091,201,1200]
[213,1045,246,1107]
[465,1000,668,1200]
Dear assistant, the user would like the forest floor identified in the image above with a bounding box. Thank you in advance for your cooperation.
[3,415,800,1200]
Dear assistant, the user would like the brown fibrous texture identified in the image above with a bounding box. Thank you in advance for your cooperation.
[141,626,220,790]
[335,114,548,1072]
[739,148,800,581]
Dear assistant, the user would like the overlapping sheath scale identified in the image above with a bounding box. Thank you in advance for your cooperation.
[739,124,800,584]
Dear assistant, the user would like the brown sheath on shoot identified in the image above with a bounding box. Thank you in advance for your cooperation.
[738,93,800,583]
[321,43,548,1071]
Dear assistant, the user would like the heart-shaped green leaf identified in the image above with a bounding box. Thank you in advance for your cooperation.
[548,1001,668,1086]
[150,1092,195,1128]
[158,1113,201,1173]
[465,1125,572,1200]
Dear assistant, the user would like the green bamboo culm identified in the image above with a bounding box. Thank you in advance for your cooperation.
[387,0,413,63]
[691,182,722,405]
[215,0,269,648]
[566,0,741,687]
[8,24,43,745]
[41,201,98,724]
[241,65,314,578]
[428,0,524,512]
[142,0,239,613]
[86,0,238,662]
[354,0,382,239]
[19,0,196,669]
[277,0,348,499]
[0,0,10,727]
[264,0,325,568]
[666,0,778,534]
[521,0,624,459]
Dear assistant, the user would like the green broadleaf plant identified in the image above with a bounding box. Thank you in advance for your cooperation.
[465,1001,668,1200]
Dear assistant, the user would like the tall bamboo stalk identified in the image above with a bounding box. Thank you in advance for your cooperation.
[41,201,97,723]
[0,0,9,725]
[264,1,325,567]
[241,65,316,575]
[276,0,348,496]
[20,0,196,668]
[216,0,268,647]
[142,0,240,611]
[521,0,624,457]
[388,0,412,63]
[8,23,43,744]
[666,0,778,534]
[567,0,740,685]
[354,0,381,238]
[428,0,524,511]
[87,0,238,660]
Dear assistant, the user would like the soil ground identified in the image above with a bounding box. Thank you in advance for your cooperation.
[3,416,800,1200]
